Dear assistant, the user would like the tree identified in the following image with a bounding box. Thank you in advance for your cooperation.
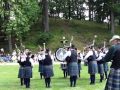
[0,0,40,52]
[42,0,49,32]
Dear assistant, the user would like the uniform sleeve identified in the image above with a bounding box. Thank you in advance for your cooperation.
[83,51,93,60]
[30,58,34,67]
[96,53,103,61]
[80,53,83,60]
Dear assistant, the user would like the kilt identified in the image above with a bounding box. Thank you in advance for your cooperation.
[43,65,54,78]
[98,63,104,74]
[103,63,109,72]
[24,67,32,78]
[68,62,78,76]
[88,61,98,74]
[18,67,25,78]
[105,68,120,90]
[38,64,44,73]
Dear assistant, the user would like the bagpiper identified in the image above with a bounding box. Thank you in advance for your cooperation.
[64,45,78,87]
[24,52,34,88]
[77,50,83,78]
[84,46,98,85]
[96,47,104,82]
[17,52,25,86]
[43,49,54,88]
[38,50,45,79]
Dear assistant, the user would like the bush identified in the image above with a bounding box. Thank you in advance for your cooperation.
[36,32,54,45]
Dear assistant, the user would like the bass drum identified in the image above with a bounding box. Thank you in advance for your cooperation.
[55,48,67,62]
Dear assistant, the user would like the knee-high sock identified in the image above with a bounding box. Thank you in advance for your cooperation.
[105,72,108,79]
[48,78,51,87]
[40,73,43,79]
[25,78,30,88]
[70,76,73,87]
[90,74,95,84]
[100,74,104,82]
[73,76,77,87]
[45,78,48,87]
[20,78,24,85]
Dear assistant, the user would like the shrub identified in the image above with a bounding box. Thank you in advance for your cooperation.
[36,32,53,45]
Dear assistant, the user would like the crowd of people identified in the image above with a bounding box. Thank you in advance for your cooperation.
[15,41,110,88]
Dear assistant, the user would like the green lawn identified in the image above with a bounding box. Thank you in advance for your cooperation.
[0,64,106,90]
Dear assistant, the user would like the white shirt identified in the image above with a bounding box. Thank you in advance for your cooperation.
[77,53,83,60]
[83,50,97,61]
[38,54,45,61]
[96,52,104,61]
[30,58,34,67]
[20,54,27,62]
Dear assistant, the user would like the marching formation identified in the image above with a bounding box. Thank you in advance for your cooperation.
[11,35,120,90]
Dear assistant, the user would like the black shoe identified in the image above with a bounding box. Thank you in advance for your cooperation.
[100,80,102,83]
[26,86,30,88]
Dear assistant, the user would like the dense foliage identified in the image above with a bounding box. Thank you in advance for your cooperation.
[0,0,40,39]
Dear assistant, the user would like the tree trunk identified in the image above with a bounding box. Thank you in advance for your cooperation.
[42,0,49,32]
[68,0,71,20]
[8,34,12,53]
[110,11,115,35]
[89,4,92,21]
[119,19,120,25]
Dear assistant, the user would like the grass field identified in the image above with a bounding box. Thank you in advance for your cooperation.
[0,64,107,90]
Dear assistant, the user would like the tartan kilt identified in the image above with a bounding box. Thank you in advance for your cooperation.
[68,62,78,76]
[38,64,44,73]
[24,67,32,78]
[98,63,104,74]
[18,67,25,78]
[43,65,54,78]
[103,63,109,72]
[105,68,120,90]
[88,61,98,74]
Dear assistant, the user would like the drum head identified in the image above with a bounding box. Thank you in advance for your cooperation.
[55,48,67,62]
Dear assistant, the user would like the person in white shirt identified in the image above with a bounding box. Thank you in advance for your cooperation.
[83,46,98,85]
[96,47,105,82]
[64,45,78,87]
[38,50,45,79]
[77,50,83,78]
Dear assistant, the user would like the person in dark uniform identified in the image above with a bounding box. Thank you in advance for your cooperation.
[43,49,54,88]
[84,46,98,85]
[98,35,120,90]
[18,52,25,86]
[96,47,104,83]
[101,48,109,80]
[77,51,83,78]
[38,50,45,79]
[64,45,78,87]
[61,61,68,78]
[24,52,34,88]
[103,62,109,79]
